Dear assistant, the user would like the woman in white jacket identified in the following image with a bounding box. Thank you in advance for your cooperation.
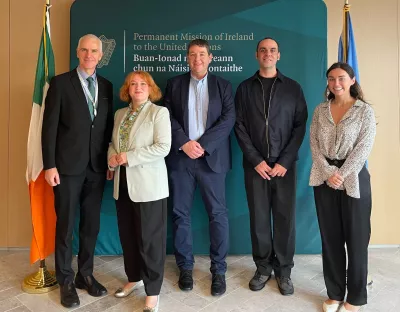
[108,71,171,312]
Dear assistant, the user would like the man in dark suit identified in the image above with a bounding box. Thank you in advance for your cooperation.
[164,39,235,297]
[42,34,113,308]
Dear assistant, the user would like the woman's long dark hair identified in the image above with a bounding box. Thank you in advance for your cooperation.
[325,62,366,102]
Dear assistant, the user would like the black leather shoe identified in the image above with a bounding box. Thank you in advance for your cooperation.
[211,274,226,296]
[178,270,193,291]
[276,276,294,296]
[249,270,271,291]
[60,282,80,308]
[75,274,107,297]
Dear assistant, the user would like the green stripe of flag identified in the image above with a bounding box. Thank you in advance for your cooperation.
[32,10,55,106]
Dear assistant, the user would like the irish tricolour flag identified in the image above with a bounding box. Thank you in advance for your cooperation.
[26,3,56,264]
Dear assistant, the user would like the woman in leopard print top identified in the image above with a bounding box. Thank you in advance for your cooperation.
[309,62,376,312]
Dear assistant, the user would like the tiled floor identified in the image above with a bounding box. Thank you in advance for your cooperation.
[0,248,399,312]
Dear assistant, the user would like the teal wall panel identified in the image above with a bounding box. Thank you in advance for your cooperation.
[70,0,327,255]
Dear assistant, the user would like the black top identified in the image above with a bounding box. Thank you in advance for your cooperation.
[234,70,308,169]
[257,74,275,119]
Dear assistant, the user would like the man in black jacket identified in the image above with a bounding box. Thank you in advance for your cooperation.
[234,37,307,296]
[42,34,113,308]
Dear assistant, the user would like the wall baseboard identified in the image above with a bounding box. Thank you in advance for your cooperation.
[369,245,400,249]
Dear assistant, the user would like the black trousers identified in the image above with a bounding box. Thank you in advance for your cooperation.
[314,164,371,306]
[53,165,106,285]
[116,167,167,296]
[244,162,296,277]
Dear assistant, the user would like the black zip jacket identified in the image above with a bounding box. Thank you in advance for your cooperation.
[234,70,308,170]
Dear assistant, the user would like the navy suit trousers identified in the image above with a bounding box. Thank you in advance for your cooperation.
[170,158,229,275]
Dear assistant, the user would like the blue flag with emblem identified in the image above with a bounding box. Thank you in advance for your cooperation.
[338,2,359,82]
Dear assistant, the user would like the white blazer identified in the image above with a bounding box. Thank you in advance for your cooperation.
[108,101,171,202]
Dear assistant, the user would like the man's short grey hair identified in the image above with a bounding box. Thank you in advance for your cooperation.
[77,34,103,53]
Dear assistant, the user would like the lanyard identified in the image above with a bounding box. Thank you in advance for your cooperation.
[77,70,98,117]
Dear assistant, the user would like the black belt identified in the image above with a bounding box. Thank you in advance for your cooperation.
[325,158,346,168]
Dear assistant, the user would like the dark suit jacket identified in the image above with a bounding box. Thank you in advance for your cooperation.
[42,69,113,175]
[163,72,235,173]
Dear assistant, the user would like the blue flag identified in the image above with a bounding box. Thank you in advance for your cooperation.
[339,4,368,169]
[338,4,359,82]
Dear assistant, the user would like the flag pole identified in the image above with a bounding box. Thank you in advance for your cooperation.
[342,0,350,62]
[22,0,58,294]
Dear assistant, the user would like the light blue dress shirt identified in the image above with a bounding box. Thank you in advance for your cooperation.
[188,74,209,141]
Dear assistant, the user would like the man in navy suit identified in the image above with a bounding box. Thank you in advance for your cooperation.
[164,39,235,296]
